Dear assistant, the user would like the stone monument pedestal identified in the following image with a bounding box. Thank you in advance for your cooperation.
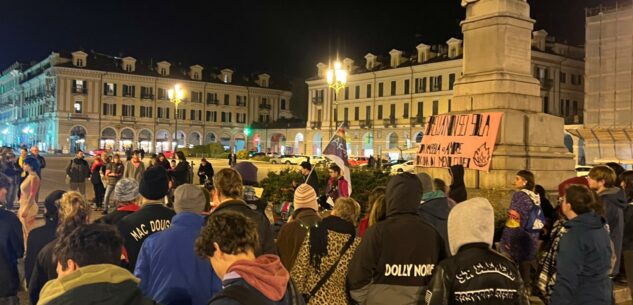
[420,0,574,205]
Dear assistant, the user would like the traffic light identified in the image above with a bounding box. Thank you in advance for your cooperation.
[243,126,252,136]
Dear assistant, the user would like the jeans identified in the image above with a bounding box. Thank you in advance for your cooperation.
[69,182,86,196]
[103,185,115,213]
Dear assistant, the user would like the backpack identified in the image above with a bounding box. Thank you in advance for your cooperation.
[208,278,305,305]
[524,202,545,233]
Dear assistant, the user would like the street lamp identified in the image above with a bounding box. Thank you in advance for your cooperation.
[325,60,348,139]
[168,84,185,151]
[243,126,251,152]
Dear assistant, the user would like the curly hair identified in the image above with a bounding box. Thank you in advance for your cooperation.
[333,197,361,226]
[195,211,259,258]
[212,168,243,199]
[57,191,92,237]
[54,223,122,270]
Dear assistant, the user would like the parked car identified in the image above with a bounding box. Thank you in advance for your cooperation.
[309,155,330,166]
[270,155,309,165]
[348,156,369,167]
[390,160,416,175]
[249,151,266,158]
[575,165,593,177]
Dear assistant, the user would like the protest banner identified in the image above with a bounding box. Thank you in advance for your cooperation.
[415,112,503,171]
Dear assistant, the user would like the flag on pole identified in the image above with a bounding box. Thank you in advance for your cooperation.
[323,125,352,196]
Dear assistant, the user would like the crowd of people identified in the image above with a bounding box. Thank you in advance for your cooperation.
[0,147,630,305]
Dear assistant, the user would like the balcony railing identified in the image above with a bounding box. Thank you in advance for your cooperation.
[207,99,219,105]
[259,103,271,110]
[141,94,154,100]
[157,118,171,124]
[72,86,87,94]
[191,119,204,125]
[68,113,88,120]
[539,78,553,90]
[312,96,324,105]
[359,119,372,129]
[237,101,247,107]
[121,116,136,123]
[410,116,425,126]
[310,121,322,129]
[383,117,396,127]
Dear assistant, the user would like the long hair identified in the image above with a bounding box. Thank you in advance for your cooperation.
[57,191,91,237]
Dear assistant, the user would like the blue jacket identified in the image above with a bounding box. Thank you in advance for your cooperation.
[0,208,23,297]
[551,212,612,305]
[135,212,221,305]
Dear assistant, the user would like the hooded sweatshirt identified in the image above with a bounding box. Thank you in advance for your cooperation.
[419,190,451,255]
[550,212,613,305]
[599,186,626,275]
[426,198,529,305]
[347,173,444,305]
[448,165,467,203]
[210,255,290,305]
[37,264,157,305]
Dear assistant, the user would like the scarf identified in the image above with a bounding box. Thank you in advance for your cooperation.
[536,219,567,302]
[308,215,355,269]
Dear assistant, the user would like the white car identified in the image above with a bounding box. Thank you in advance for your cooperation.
[575,165,592,177]
[270,155,309,165]
[309,155,329,165]
[390,160,416,174]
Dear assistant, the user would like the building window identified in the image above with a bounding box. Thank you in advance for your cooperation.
[73,80,86,93]
[565,99,570,116]
[378,82,384,97]
[355,86,360,99]
[449,74,456,90]
[122,85,135,97]
[390,81,396,96]
[102,103,116,116]
[206,111,211,122]
[404,79,410,95]
[280,99,286,110]
[354,107,359,120]
[141,87,153,99]
[390,104,396,118]
[366,84,372,98]
[191,91,202,103]
[104,83,116,96]
[403,103,409,118]
[160,68,167,76]
[543,96,549,113]
[221,112,226,122]
[560,72,566,83]
[207,93,218,104]
[193,72,200,80]
[190,110,196,121]
[122,105,135,117]
[430,76,442,92]
[377,105,383,120]
[74,101,82,113]
[166,108,170,119]
[448,99,452,112]
[365,106,371,120]
[432,100,439,115]
[343,108,349,122]
[560,99,564,115]
[573,100,578,116]
[125,64,132,72]
[157,107,164,118]
[344,87,349,100]
[417,102,424,117]
[158,88,167,100]
[76,59,84,67]
[177,109,185,120]
[140,106,153,118]
[224,94,230,105]
[228,112,232,123]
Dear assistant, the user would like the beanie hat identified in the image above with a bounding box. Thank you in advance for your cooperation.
[44,190,65,221]
[416,173,433,195]
[174,184,207,213]
[233,162,258,186]
[294,184,318,211]
[447,197,494,256]
[139,166,169,200]
[558,176,589,197]
[114,178,139,202]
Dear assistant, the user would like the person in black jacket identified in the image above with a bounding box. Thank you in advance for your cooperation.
[170,151,191,189]
[25,190,65,285]
[197,158,214,185]
[66,150,90,196]
[448,164,467,203]
[0,173,23,305]
[2,152,21,210]
[37,224,158,305]
[348,173,444,305]
[295,161,319,195]
[156,153,171,170]
[210,168,276,255]
[426,197,529,305]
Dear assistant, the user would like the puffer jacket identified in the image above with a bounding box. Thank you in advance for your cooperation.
[37,264,158,305]
[347,173,444,305]
[550,212,613,305]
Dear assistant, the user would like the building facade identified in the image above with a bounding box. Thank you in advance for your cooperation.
[568,1,633,165]
[0,51,292,153]
[305,31,584,160]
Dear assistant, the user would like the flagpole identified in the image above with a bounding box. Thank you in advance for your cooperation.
[306,122,345,182]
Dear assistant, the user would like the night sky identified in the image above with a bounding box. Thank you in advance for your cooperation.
[1,0,608,119]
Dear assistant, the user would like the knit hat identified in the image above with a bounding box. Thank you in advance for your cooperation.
[234,162,258,186]
[293,184,318,211]
[558,176,589,197]
[174,184,207,213]
[44,190,65,221]
[139,166,169,200]
[114,178,139,202]
[416,173,433,195]
[447,197,494,256]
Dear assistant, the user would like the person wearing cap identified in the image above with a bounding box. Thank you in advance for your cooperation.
[211,168,276,255]
[0,173,23,305]
[117,166,176,272]
[276,184,322,269]
[95,178,141,226]
[25,190,65,285]
[135,184,221,305]
[426,198,530,304]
